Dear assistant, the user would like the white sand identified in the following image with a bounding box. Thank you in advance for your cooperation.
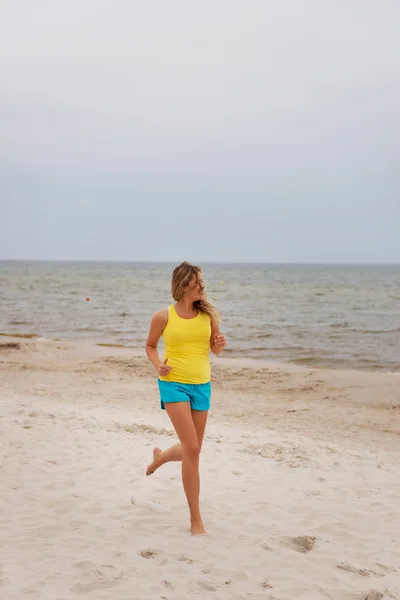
[1,337,399,600]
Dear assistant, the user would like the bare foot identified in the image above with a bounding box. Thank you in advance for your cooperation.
[146,447,162,476]
[190,519,206,535]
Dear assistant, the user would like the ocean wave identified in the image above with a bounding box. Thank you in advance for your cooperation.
[0,332,40,339]
[350,327,400,334]
[288,356,392,371]
[264,345,310,352]
[329,324,400,334]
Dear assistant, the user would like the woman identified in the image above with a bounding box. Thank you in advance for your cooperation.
[145,261,226,535]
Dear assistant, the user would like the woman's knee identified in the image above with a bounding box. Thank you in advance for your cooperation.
[183,442,201,461]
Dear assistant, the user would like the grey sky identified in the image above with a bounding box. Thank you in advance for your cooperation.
[1,0,399,263]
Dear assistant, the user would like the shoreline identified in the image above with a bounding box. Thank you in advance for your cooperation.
[1,330,399,373]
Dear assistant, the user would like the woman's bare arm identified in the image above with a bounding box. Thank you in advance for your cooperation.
[145,309,169,373]
[210,319,227,356]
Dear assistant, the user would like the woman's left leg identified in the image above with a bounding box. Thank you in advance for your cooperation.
[146,410,208,475]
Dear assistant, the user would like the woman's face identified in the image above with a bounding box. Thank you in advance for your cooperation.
[184,273,205,302]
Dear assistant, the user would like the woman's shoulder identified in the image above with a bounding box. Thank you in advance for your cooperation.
[151,307,170,327]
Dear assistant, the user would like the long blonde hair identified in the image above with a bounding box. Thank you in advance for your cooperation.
[171,261,221,324]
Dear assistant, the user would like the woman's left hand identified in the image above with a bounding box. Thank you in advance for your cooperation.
[213,334,227,351]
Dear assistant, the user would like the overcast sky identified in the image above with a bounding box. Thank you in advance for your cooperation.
[1,0,399,263]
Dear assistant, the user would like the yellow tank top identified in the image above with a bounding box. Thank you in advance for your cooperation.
[159,305,211,384]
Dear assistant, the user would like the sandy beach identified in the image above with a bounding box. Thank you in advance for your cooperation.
[1,336,399,600]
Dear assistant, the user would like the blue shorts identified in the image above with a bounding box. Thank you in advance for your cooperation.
[158,380,211,411]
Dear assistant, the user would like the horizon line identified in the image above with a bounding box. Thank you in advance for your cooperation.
[1,258,399,266]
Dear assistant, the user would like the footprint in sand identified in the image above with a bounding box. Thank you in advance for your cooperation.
[177,554,194,564]
[281,535,316,553]
[71,562,123,593]
[139,548,165,561]
[362,592,384,600]
[198,581,219,592]
[375,562,396,574]
[139,549,157,559]
[337,561,388,578]
[343,592,385,600]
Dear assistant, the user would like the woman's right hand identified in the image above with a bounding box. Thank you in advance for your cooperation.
[158,358,172,377]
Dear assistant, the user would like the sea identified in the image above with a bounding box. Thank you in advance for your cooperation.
[1,261,399,371]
